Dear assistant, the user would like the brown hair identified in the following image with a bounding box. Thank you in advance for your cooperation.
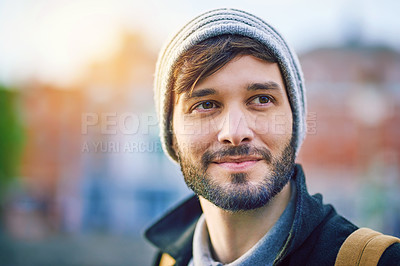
[171,34,278,97]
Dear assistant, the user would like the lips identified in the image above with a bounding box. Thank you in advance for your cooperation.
[212,156,262,171]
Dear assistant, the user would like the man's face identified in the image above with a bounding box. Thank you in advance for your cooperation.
[172,55,295,211]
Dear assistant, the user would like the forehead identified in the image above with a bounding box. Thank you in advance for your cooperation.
[171,35,279,97]
[176,55,287,101]
[198,55,283,87]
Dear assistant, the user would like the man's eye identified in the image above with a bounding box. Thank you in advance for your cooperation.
[194,101,216,110]
[250,95,272,105]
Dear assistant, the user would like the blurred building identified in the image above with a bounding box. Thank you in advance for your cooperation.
[4,32,189,241]
[298,45,400,236]
[78,32,189,235]
[6,83,84,239]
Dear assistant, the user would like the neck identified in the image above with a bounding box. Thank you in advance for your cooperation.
[199,182,292,264]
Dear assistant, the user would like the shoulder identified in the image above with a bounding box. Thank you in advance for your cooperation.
[280,165,359,265]
[283,206,358,265]
[334,227,400,266]
[144,195,201,265]
[304,210,358,264]
[316,210,359,248]
[379,242,400,265]
[314,221,400,266]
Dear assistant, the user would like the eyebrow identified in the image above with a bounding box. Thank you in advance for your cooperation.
[182,81,282,101]
[247,82,282,92]
[184,88,217,101]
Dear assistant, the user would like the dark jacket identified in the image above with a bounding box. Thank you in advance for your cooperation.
[145,164,400,265]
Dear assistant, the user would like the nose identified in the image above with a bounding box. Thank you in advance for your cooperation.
[217,108,254,145]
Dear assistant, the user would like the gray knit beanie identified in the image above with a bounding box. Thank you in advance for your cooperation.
[154,8,307,162]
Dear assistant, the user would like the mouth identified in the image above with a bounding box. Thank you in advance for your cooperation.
[212,156,262,172]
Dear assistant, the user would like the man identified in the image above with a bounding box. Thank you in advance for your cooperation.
[145,8,400,265]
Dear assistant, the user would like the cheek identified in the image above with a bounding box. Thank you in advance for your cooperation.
[253,111,292,137]
[173,116,216,156]
[253,111,292,156]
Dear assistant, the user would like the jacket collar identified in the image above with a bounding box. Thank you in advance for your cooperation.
[274,164,333,264]
[144,194,202,263]
[144,164,333,265]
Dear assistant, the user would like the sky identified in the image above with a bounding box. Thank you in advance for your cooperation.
[0,0,399,87]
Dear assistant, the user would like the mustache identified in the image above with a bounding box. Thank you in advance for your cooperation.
[201,144,272,168]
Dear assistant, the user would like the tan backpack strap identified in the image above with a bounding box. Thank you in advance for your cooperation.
[335,227,400,266]
[159,253,176,266]
[359,232,400,265]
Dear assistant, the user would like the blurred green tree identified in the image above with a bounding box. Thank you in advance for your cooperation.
[0,85,24,214]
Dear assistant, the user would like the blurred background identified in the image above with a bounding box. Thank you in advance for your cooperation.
[0,0,399,265]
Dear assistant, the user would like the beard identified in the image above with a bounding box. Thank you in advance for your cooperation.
[176,143,295,212]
